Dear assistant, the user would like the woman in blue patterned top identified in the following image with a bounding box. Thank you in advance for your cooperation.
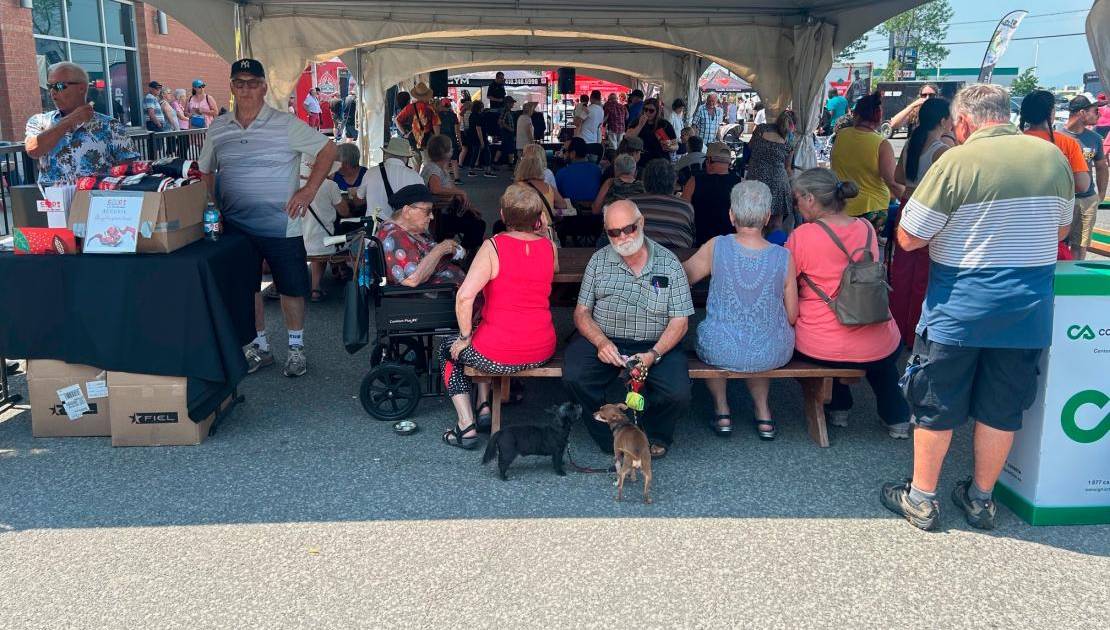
[682,180,797,440]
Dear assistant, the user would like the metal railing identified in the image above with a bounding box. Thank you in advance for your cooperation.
[0,128,207,236]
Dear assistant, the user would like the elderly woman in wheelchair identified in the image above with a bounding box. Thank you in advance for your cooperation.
[374,183,465,287]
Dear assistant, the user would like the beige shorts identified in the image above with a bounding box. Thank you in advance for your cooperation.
[1069,195,1100,249]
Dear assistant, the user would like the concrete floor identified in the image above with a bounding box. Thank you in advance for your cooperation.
[1,167,1108,629]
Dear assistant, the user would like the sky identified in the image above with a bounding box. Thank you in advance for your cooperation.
[843,0,1097,89]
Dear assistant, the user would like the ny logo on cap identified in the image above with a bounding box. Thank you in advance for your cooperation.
[240,60,251,69]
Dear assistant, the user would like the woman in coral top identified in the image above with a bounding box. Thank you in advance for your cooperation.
[787,168,911,439]
[439,183,559,449]
[1019,90,1092,198]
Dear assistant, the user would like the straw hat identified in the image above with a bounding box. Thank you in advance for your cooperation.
[411,82,433,101]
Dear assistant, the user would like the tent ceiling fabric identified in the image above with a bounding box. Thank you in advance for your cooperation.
[145,0,937,163]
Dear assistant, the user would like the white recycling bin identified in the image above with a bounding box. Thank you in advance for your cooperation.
[996,261,1110,525]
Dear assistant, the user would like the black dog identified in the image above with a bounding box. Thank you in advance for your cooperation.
[481,402,581,480]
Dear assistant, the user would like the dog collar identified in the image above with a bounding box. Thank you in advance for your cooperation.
[610,419,637,433]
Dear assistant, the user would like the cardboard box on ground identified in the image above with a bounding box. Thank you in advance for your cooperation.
[108,372,230,447]
[27,360,111,437]
[68,184,207,254]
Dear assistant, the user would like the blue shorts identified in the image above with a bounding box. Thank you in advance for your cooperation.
[227,224,310,298]
[901,333,1042,432]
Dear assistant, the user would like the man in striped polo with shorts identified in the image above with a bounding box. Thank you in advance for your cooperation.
[882,84,1075,531]
[199,58,337,377]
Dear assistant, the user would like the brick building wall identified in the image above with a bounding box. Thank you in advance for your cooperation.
[0,1,230,140]
[134,3,229,114]
[0,1,43,140]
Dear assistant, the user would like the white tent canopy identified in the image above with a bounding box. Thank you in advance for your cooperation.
[1088,0,1109,99]
[146,0,939,164]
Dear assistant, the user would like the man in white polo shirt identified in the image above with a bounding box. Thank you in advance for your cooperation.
[199,58,337,378]
[354,136,424,219]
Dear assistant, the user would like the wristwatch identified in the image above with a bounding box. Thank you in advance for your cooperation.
[648,348,662,362]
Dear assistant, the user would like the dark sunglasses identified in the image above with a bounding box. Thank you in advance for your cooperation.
[605,222,639,238]
[48,81,84,92]
[232,79,265,89]
[642,107,657,113]
[920,92,936,98]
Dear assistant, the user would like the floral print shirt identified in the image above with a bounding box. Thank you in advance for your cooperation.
[25,110,139,186]
[376,221,465,286]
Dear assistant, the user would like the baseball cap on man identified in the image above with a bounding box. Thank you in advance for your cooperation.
[706,142,731,162]
[230,58,265,78]
[1068,95,1095,113]
[148,81,163,90]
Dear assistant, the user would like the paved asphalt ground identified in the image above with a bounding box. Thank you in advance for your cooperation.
[1,163,1108,629]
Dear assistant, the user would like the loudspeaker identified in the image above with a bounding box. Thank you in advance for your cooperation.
[429,70,448,97]
[557,67,576,94]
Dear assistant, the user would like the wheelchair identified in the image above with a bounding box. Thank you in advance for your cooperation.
[328,217,459,422]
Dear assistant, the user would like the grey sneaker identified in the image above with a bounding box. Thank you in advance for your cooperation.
[243,344,274,374]
[880,479,940,531]
[283,346,307,377]
[828,410,850,427]
[888,422,911,439]
[951,478,997,530]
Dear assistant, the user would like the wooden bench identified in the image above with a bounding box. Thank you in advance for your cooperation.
[1090,227,1110,259]
[465,352,865,447]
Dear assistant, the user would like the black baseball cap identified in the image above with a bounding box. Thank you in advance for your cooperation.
[230,58,265,78]
[148,81,163,89]
[1068,95,1095,113]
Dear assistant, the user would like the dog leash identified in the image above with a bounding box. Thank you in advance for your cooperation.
[568,359,651,475]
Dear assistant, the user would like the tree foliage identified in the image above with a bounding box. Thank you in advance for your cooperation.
[835,0,954,70]
[1010,68,1040,97]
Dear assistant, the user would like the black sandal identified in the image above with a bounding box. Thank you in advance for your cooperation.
[442,423,479,449]
[754,418,776,441]
[710,414,733,437]
[475,401,493,434]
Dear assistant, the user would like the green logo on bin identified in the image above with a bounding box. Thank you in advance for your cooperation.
[1066,324,1096,340]
[1060,390,1110,444]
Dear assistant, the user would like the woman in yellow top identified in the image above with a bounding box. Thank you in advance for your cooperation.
[830,91,905,232]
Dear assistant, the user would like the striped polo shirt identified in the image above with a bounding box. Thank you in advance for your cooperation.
[198,105,329,238]
[899,123,1074,349]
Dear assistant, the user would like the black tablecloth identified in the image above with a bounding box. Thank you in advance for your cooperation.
[0,234,257,420]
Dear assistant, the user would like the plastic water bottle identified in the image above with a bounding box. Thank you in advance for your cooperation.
[203,203,221,242]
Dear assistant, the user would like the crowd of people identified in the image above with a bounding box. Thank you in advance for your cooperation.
[142,78,221,131]
[22,56,1104,532]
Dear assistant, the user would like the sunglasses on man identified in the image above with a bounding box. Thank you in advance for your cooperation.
[605,222,639,238]
[47,81,85,92]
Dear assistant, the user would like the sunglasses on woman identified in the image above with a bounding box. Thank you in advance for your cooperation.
[605,222,639,238]
[642,108,657,114]
[47,81,84,92]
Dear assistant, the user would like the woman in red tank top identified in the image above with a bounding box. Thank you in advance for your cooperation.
[440,183,559,449]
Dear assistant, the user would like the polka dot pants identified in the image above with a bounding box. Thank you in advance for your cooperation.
[439,335,548,396]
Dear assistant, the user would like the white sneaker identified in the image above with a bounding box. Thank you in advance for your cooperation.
[828,410,849,427]
[888,422,911,439]
[243,344,274,374]
[283,346,307,377]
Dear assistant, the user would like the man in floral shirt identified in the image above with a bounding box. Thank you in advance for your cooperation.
[25,62,138,186]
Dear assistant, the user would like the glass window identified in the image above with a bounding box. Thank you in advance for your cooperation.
[35,39,69,112]
[106,48,139,126]
[32,0,65,37]
[105,1,135,47]
[71,44,108,116]
[67,0,104,44]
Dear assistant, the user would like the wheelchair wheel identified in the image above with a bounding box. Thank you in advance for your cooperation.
[369,336,427,373]
[360,364,421,421]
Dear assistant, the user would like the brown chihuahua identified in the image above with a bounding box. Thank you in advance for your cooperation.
[594,403,653,504]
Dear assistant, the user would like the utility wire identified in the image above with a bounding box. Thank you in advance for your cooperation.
[856,32,1086,54]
